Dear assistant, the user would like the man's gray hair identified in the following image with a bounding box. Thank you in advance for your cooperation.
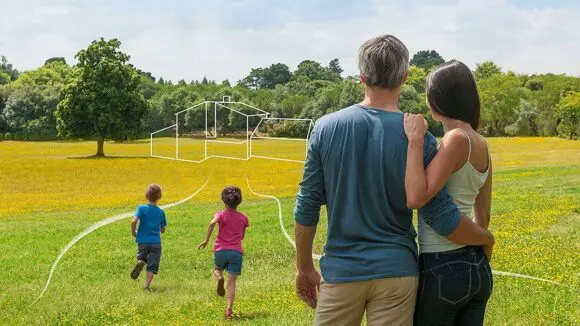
[358,34,409,89]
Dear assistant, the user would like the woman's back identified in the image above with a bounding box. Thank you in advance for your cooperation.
[419,128,490,253]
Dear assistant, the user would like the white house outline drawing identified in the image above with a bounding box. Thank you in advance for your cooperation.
[150,96,314,164]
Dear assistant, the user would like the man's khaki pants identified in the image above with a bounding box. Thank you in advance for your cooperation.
[315,276,418,326]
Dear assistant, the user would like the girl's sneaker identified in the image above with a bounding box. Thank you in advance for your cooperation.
[217,277,225,297]
[225,308,233,320]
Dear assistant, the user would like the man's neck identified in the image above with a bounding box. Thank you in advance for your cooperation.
[360,85,401,112]
[148,201,158,206]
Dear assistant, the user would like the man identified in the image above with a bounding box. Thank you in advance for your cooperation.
[294,34,494,325]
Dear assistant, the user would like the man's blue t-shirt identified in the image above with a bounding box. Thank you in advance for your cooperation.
[135,204,167,244]
[294,104,460,283]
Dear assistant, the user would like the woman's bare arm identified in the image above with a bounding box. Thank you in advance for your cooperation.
[405,122,469,209]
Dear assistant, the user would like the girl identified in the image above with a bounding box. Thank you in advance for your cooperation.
[404,60,493,325]
[198,186,249,320]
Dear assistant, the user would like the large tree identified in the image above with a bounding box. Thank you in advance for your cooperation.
[56,38,147,156]
[410,50,444,71]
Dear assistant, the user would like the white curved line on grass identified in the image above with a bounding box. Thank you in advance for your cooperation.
[491,270,570,287]
[244,173,321,260]
[33,174,213,304]
[243,174,572,288]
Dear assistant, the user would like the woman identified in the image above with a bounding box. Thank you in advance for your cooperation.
[404,60,493,325]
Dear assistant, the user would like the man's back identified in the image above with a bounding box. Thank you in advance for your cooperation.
[295,104,460,283]
[296,104,418,282]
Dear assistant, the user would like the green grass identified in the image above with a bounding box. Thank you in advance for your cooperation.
[1,138,579,325]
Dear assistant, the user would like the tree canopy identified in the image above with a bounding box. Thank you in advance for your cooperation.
[55,38,147,156]
[410,50,445,71]
[1,45,579,143]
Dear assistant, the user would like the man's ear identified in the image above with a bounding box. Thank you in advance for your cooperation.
[403,72,409,83]
[360,73,366,84]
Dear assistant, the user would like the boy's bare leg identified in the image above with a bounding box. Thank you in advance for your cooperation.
[215,268,225,296]
[227,275,237,310]
[144,272,154,289]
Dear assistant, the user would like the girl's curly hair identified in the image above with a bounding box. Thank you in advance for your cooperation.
[221,186,242,209]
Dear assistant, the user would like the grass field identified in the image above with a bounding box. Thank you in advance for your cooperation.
[1,137,579,325]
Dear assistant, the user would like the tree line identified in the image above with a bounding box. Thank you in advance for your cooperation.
[0,38,578,156]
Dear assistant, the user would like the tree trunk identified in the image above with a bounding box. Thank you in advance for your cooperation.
[96,138,105,157]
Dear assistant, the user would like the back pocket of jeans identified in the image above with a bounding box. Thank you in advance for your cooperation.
[436,262,472,304]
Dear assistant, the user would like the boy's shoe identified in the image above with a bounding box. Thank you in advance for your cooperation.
[217,277,225,297]
[225,308,233,320]
[131,260,146,280]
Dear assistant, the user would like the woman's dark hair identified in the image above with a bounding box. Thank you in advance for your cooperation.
[221,186,242,209]
[426,60,481,130]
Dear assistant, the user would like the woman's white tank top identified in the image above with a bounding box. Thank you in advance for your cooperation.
[418,129,490,253]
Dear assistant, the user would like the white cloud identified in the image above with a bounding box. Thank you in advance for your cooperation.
[1,0,578,82]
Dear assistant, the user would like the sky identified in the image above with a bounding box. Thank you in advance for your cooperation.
[1,0,579,82]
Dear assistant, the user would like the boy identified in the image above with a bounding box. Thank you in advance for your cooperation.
[130,184,167,291]
[198,186,249,320]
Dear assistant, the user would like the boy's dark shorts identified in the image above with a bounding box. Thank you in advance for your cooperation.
[136,244,162,274]
[214,250,243,275]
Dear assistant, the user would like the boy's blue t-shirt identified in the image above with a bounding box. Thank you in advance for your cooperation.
[135,204,167,244]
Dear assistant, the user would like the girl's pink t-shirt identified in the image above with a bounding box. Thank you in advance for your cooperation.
[214,209,249,254]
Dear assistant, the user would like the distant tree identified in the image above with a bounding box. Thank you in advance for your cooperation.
[0,56,19,81]
[157,77,165,85]
[138,76,161,100]
[410,50,444,71]
[555,91,580,139]
[407,66,427,92]
[4,85,59,139]
[399,85,442,135]
[525,78,544,91]
[504,99,538,136]
[8,61,71,89]
[338,80,363,108]
[474,61,502,81]
[328,58,343,77]
[202,77,209,85]
[240,63,292,89]
[44,57,67,66]
[294,60,339,82]
[136,69,156,83]
[56,38,147,156]
[0,71,10,85]
[0,87,8,132]
[221,79,231,87]
[178,79,187,86]
[478,72,527,135]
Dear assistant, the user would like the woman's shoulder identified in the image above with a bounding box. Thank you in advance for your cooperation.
[441,129,470,150]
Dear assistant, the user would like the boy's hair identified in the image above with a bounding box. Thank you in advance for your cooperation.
[221,186,242,209]
[145,184,162,202]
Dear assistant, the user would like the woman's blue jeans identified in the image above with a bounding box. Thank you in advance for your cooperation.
[415,246,493,326]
